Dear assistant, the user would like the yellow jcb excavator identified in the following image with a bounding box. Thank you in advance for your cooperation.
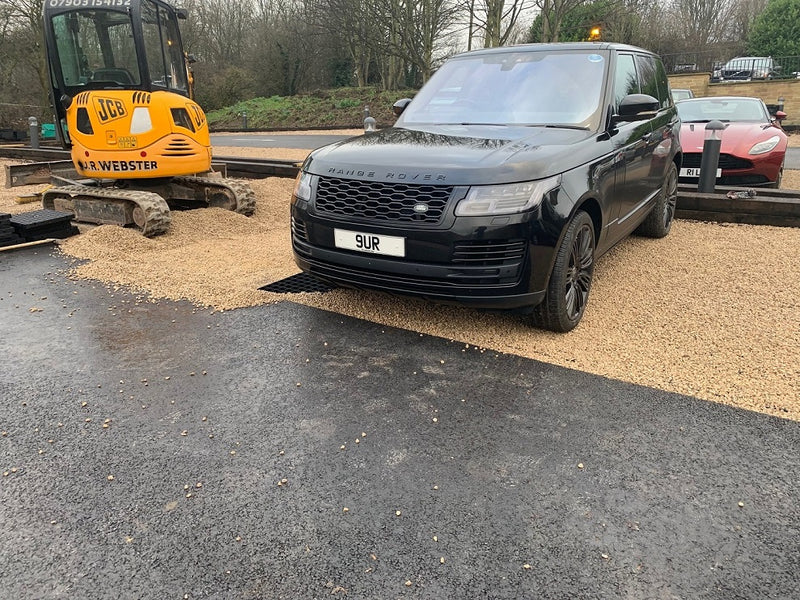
[41,0,254,236]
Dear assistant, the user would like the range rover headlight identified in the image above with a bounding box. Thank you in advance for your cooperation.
[749,135,780,155]
[456,175,561,217]
[293,170,314,202]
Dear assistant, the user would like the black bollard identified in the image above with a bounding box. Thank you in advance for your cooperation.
[698,120,725,193]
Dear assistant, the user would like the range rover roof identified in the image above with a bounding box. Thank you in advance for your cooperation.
[458,42,658,58]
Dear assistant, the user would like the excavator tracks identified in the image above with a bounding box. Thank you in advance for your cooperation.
[42,185,172,237]
[38,177,256,238]
[171,176,257,216]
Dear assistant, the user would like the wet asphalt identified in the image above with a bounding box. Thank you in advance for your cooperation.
[1,248,798,600]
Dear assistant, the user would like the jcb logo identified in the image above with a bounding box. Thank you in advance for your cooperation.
[94,97,127,123]
[188,103,205,128]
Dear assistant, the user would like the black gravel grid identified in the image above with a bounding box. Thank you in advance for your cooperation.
[0,248,798,600]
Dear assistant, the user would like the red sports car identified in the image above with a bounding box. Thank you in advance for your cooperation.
[676,96,788,187]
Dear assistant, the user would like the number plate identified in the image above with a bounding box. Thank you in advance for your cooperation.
[334,228,405,257]
[680,167,722,178]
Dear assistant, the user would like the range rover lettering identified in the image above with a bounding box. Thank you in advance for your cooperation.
[291,43,682,332]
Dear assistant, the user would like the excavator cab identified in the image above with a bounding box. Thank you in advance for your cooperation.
[42,0,211,179]
[39,0,254,236]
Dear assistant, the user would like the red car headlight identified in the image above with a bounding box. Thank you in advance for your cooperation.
[749,135,781,155]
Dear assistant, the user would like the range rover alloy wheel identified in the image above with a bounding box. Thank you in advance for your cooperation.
[533,210,595,333]
[636,162,678,238]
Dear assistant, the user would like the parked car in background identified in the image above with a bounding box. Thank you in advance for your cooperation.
[717,57,779,81]
[671,88,695,102]
[291,43,682,332]
[676,96,787,187]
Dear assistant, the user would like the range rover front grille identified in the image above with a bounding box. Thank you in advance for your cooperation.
[315,176,453,224]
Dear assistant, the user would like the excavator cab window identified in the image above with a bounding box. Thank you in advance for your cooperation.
[141,0,188,94]
[46,0,189,96]
[51,10,141,89]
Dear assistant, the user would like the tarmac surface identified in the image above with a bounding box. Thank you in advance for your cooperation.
[1,248,798,599]
[210,134,350,150]
[787,147,800,169]
[208,133,800,171]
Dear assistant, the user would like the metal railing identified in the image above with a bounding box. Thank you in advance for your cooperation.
[663,52,800,80]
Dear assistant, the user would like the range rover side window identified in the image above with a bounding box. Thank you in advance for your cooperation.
[650,57,672,109]
[613,53,639,109]
[635,55,661,106]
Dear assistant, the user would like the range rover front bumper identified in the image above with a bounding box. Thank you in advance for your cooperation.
[290,200,563,311]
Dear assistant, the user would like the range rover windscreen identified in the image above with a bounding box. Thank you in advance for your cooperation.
[399,51,607,130]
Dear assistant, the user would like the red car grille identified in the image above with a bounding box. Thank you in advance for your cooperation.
[682,152,753,170]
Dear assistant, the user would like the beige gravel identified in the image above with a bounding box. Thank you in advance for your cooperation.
[1,153,798,421]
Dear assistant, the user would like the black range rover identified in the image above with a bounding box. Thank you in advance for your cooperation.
[291,43,681,332]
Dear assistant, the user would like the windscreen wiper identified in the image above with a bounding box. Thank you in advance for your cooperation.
[525,124,590,131]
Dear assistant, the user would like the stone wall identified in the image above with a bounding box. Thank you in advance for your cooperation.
[668,73,800,126]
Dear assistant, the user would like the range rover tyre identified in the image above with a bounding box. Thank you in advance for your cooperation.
[636,161,678,238]
[532,210,595,333]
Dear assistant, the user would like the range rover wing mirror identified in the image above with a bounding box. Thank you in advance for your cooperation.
[612,94,659,124]
[392,98,412,117]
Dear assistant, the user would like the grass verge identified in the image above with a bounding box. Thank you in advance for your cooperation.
[207,87,417,131]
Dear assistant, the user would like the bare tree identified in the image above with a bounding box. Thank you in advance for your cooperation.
[193,0,256,64]
[408,0,461,80]
[0,0,48,121]
[380,0,461,85]
[465,0,530,47]
[533,0,591,42]
[668,0,738,49]
[0,0,775,128]
[312,0,378,87]
[730,0,768,42]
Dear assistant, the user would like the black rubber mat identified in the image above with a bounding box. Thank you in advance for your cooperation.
[260,272,336,293]
[0,233,24,242]
[9,209,79,242]
[10,209,74,230]
[0,236,25,247]
[23,226,79,242]
[15,223,78,236]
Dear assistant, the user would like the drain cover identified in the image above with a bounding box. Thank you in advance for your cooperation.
[260,272,335,294]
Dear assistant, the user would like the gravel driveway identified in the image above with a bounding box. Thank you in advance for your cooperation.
[1,154,798,420]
